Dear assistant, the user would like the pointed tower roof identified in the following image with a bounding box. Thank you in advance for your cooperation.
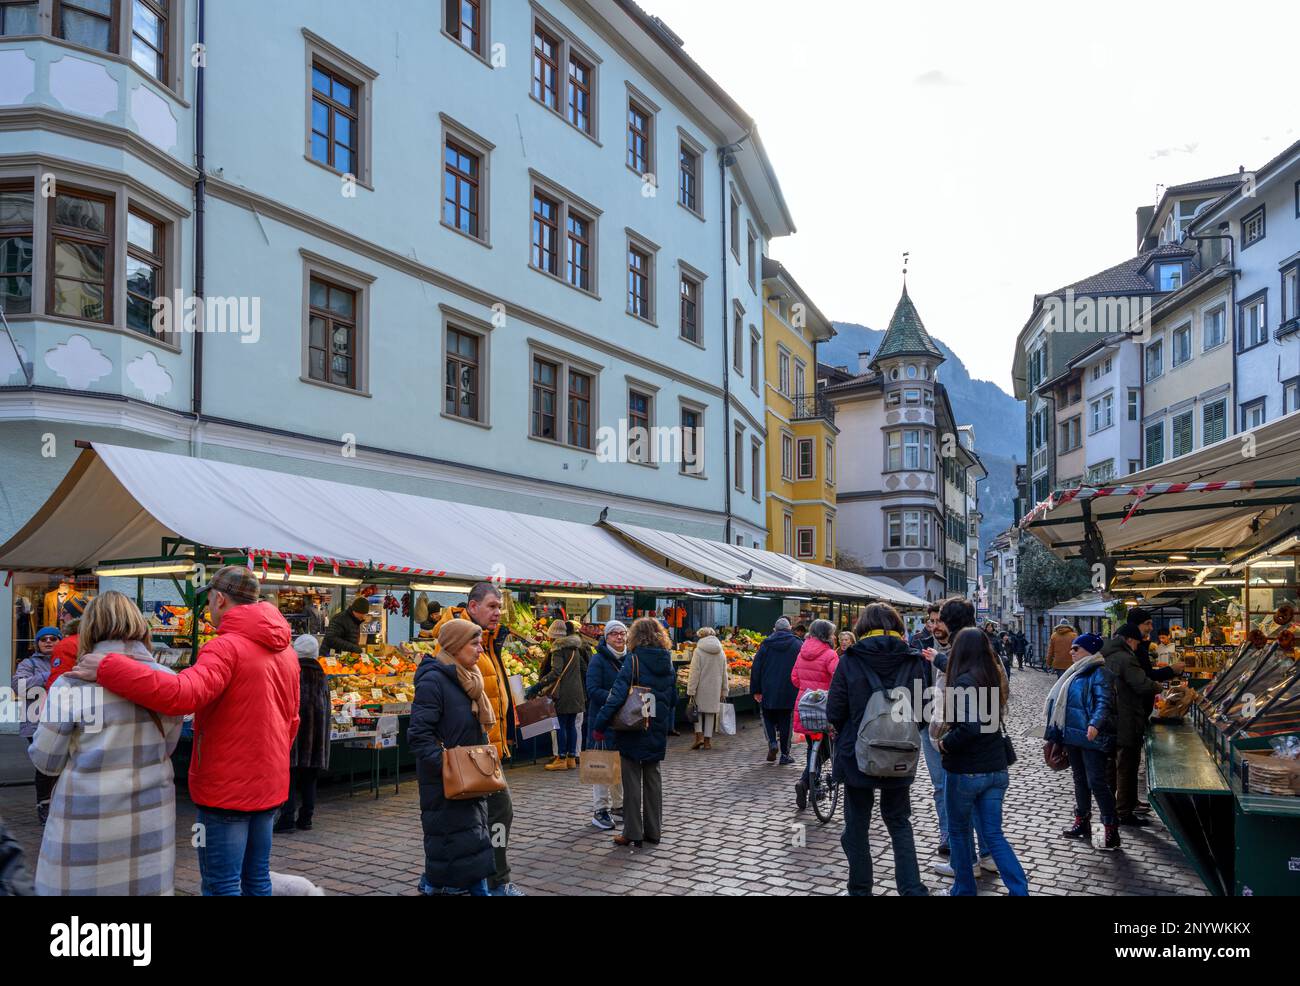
[870,285,944,370]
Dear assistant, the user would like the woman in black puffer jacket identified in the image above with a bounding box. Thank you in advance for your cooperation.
[827,603,929,897]
[935,627,1029,897]
[408,619,498,895]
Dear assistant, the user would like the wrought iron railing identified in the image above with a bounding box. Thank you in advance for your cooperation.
[790,393,835,424]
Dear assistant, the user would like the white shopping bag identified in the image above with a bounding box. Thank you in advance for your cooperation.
[718,702,737,736]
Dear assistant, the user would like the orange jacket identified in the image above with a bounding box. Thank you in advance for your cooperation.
[429,605,512,760]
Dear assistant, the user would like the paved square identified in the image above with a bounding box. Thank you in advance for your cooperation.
[1,669,1207,895]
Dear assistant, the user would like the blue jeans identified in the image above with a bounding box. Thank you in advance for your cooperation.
[196,805,277,896]
[944,771,1029,896]
[921,728,990,859]
[419,875,491,896]
[557,713,579,757]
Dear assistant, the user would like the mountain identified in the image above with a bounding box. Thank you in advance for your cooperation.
[823,321,1025,568]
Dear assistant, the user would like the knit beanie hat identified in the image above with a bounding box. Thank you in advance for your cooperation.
[349,596,371,615]
[774,617,792,632]
[547,619,569,639]
[438,618,481,658]
[603,620,628,635]
[1127,606,1152,625]
[293,634,320,659]
[35,626,62,642]
[1072,632,1104,655]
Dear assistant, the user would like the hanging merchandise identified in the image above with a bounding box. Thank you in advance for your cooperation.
[414,592,429,623]
[401,592,411,618]
[382,593,399,614]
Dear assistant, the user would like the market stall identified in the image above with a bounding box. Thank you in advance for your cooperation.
[1020,413,1300,895]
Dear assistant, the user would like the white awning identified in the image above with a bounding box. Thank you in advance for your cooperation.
[1046,594,1113,619]
[0,443,715,593]
[604,521,929,607]
[1022,411,1300,561]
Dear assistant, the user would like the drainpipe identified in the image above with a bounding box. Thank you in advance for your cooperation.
[191,0,206,428]
[1185,230,1237,432]
[717,138,747,546]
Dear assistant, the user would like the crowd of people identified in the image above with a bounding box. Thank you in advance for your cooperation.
[3,565,1184,897]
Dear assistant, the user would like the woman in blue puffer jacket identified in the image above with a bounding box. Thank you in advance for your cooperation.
[1044,633,1119,851]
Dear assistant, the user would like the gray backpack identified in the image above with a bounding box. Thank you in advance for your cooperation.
[854,662,921,778]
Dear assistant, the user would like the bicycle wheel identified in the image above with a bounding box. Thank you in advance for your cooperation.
[811,737,839,823]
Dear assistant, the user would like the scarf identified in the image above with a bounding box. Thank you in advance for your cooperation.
[439,653,497,729]
[863,630,903,639]
[1044,654,1103,733]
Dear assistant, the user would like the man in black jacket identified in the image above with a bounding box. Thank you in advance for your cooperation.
[750,618,802,765]
[1102,624,1160,826]
[322,596,370,654]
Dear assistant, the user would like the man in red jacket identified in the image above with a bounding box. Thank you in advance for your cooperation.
[68,566,299,896]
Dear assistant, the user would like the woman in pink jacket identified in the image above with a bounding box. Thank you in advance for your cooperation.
[791,619,839,811]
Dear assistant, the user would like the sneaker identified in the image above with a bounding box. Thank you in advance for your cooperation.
[1118,813,1150,828]
[930,860,955,877]
[490,882,527,896]
[1060,815,1091,839]
[591,810,615,830]
[936,842,950,858]
[778,754,796,766]
[979,855,999,875]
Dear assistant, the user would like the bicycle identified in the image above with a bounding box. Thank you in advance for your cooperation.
[805,730,839,823]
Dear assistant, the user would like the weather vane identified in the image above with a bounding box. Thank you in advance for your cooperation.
[902,251,910,281]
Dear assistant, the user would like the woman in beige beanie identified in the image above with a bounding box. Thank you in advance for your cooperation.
[687,628,728,749]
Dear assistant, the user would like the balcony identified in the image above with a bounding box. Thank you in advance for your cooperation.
[790,393,836,424]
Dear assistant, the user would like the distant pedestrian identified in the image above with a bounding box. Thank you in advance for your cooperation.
[586,621,628,831]
[791,619,839,811]
[528,620,590,771]
[1048,623,1076,676]
[686,628,728,751]
[591,618,677,848]
[750,618,802,765]
[909,603,940,651]
[793,623,808,641]
[837,631,856,656]
[1044,633,1119,851]
[11,626,58,823]
[936,627,1029,896]
[30,592,183,895]
[275,634,331,834]
[827,603,928,896]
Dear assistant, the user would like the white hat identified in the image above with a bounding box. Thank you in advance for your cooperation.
[604,620,628,635]
[293,634,320,659]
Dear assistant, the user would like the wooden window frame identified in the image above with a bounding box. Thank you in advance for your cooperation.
[129,0,167,83]
[439,114,493,246]
[53,0,119,55]
[825,438,834,485]
[442,138,482,240]
[566,50,594,135]
[528,170,602,298]
[567,367,593,450]
[531,355,561,442]
[750,437,761,502]
[443,0,487,60]
[303,30,376,188]
[746,225,757,291]
[124,204,164,338]
[566,209,593,292]
[309,61,359,177]
[299,250,374,397]
[530,189,560,277]
[678,138,700,214]
[47,185,114,325]
[781,432,793,481]
[749,327,760,394]
[729,187,741,260]
[732,301,744,373]
[307,275,359,391]
[796,436,815,480]
[527,341,601,450]
[0,179,35,316]
[733,423,745,492]
[439,306,493,428]
[795,526,815,560]
[528,4,602,141]
[679,270,700,344]
[627,96,653,176]
[628,386,654,465]
[625,229,658,324]
[783,513,793,555]
[531,20,560,111]
[444,325,482,423]
[679,399,705,477]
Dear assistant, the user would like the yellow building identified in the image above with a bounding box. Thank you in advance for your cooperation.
[760,258,837,561]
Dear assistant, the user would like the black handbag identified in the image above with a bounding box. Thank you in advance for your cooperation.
[1000,721,1018,766]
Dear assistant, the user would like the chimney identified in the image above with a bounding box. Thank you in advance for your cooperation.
[858,350,871,375]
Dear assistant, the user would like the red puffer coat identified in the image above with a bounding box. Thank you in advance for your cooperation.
[97,602,300,811]
[791,636,839,735]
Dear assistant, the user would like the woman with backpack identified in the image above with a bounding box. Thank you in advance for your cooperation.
[1044,633,1119,850]
[826,603,928,896]
[791,619,839,811]
[590,617,677,848]
[527,620,590,771]
[934,627,1029,896]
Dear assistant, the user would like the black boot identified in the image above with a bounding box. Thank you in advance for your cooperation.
[1060,814,1091,839]
[295,811,313,831]
[1101,824,1121,851]
[272,805,295,833]
[1118,813,1150,828]
[795,778,808,811]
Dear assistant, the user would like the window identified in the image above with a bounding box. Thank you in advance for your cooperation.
[1085,460,1116,486]
[778,350,790,395]
[751,439,761,501]
[1172,323,1192,366]
[886,510,930,549]
[1171,410,1193,459]
[531,357,559,440]
[568,370,592,449]
[310,63,359,177]
[531,23,560,110]
[1144,421,1164,468]
[566,211,593,291]
[793,358,806,397]
[628,389,652,464]
[732,307,743,373]
[1128,459,1141,475]
[783,513,793,555]
[825,439,834,485]
[1157,263,1183,291]
[825,517,833,560]
[442,139,482,239]
[1238,293,1267,350]
[1127,389,1139,421]
[796,437,814,480]
[530,191,559,276]
[1028,346,1045,389]
[904,388,921,405]
[444,326,481,421]
[679,273,699,343]
[307,276,357,389]
[626,97,652,175]
[445,0,484,57]
[48,188,112,323]
[749,330,759,394]
[1203,398,1226,445]
[0,2,39,36]
[1088,393,1113,433]
[1241,398,1266,431]
[796,527,815,560]
[678,140,700,213]
[1284,379,1299,415]
[1241,206,1265,249]
[733,425,745,491]
[1203,305,1225,350]
[886,391,901,408]
[1059,416,1081,452]
[567,53,593,134]
[746,229,756,291]
[627,243,651,319]
[1091,363,1102,382]
[124,208,163,336]
[680,404,704,475]
[130,0,167,80]
[729,190,740,259]
[781,433,793,481]
[887,429,932,471]
[1283,265,1300,325]
[55,0,115,52]
[0,184,34,314]
[1145,339,1163,380]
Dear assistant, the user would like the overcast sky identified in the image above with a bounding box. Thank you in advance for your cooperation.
[641,0,1298,391]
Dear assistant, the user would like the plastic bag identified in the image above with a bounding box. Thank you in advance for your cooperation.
[718,702,736,736]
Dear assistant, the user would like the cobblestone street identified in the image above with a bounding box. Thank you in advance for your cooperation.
[1,668,1208,896]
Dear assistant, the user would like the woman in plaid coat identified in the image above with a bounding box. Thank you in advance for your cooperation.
[28,591,183,896]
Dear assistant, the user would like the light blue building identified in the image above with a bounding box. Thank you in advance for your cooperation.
[0,0,794,682]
